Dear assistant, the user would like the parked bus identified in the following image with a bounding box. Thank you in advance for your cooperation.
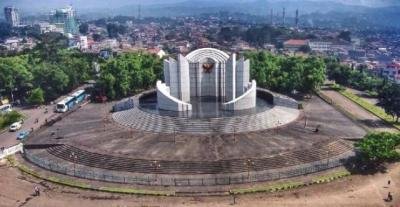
[71,90,86,104]
[56,96,75,113]
[0,104,12,114]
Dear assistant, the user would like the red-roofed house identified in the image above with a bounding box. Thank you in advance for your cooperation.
[283,39,309,52]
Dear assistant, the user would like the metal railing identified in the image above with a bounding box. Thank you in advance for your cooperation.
[0,143,23,159]
[24,150,354,186]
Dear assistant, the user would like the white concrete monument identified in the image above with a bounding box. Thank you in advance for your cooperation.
[157,48,256,111]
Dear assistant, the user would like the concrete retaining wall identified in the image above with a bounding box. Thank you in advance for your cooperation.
[156,81,192,111]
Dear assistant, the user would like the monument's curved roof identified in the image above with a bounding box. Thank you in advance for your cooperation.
[185,48,229,62]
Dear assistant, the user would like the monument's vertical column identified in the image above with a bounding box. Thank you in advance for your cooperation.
[163,59,170,86]
[236,57,250,97]
[167,57,179,98]
[225,53,236,102]
[177,54,190,102]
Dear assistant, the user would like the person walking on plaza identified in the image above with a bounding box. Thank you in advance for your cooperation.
[387,192,392,202]
[34,186,40,196]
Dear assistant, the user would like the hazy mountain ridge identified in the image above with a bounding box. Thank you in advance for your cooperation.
[1,0,399,29]
[1,0,399,15]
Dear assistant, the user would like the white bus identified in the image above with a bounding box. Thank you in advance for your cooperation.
[0,104,12,114]
[56,96,75,113]
[71,90,86,104]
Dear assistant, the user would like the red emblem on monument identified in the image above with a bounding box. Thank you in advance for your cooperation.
[202,63,214,73]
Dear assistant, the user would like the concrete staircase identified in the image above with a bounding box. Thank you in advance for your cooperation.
[43,139,353,175]
[112,105,299,134]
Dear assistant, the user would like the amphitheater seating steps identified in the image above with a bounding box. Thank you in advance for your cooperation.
[112,105,299,134]
[42,139,353,175]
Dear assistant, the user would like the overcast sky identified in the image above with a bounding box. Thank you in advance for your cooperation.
[1,0,398,16]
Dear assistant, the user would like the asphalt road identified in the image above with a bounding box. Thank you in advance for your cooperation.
[0,105,59,148]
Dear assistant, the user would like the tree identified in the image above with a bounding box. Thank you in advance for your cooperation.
[92,33,104,42]
[0,56,33,99]
[301,57,326,93]
[97,52,162,100]
[0,111,23,129]
[28,88,45,105]
[79,23,89,34]
[0,22,12,39]
[356,132,400,163]
[32,63,70,100]
[34,32,68,62]
[107,23,127,38]
[338,31,351,42]
[378,82,400,122]
[298,45,311,53]
[245,51,325,94]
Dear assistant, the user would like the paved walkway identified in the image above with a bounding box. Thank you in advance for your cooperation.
[320,89,398,133]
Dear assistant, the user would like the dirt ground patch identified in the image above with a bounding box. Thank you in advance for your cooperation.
[1,160,400,207]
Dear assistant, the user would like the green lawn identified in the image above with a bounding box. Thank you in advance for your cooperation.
[6,156,174,196]
[0,111,23,130]
[338,89,400,130]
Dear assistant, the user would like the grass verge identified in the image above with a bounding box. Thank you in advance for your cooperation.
[5,156,351,197]
[5,156,175,196]
[230,170,351,195]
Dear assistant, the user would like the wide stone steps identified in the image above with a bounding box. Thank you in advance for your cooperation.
[43,139,353,175]
[112,105,299,134]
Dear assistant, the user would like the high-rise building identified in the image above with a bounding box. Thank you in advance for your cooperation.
[295,9,299,28]
[282,7,286,26]
[50,6,78,35]
[270,8,273,25]
[138,5,141,20]
[4,6,20,27]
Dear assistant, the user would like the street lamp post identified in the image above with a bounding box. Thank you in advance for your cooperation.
[151,160,161,183]
[231,126,236,143]
[69,152,78,176]
[173,127,176,143]
[244,159,255,180]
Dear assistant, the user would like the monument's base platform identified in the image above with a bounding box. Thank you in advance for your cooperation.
[113,89,300,134]
[23,90,366,188]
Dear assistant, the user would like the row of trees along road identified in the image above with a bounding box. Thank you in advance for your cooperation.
[0,32,94,105]
[378,81,400,122]
[245,51,326,94]
[325,57,400,123]
[326,57,383,95]
[97,53,163,100]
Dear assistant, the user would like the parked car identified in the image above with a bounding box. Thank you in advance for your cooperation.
[16,130,29,140]
[9,121,23,132]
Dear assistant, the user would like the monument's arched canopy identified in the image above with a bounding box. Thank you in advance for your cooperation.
[185,48,229,63]
[157,48,256,111]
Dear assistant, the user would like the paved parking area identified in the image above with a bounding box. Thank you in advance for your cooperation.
[27,95,366,161]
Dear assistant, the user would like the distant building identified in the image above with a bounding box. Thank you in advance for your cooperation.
[50,6,78,35]
[348,49,367,61]
[308,41,332,53]
[79,36,88,50]
[283,39,308,52]
[36,22,64,34]
[3,37,22,50]
[4,6,20,27]
[99,49,113,59]
[147,48,166,58]
[381,61,400,84]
